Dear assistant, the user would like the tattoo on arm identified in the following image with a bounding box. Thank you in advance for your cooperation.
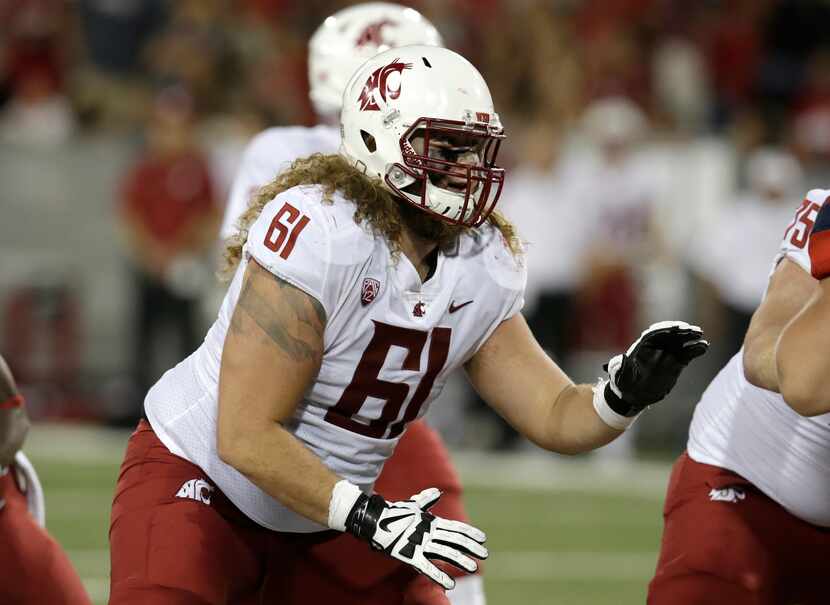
[231,261,326,363]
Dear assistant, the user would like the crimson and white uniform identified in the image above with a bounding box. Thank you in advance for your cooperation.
[219,126,339,240]
[146,184,525,533]
[649,189,830,604]
[687,187,830,527]
[195,124,481,605]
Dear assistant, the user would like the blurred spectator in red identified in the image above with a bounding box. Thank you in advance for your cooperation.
[579,26,652,110]
[117,86,219,424]
[566,96,663,352]
[0,62,74,145]
[574,0,657,110]
[0,0,74,144]
[701,0,767,127]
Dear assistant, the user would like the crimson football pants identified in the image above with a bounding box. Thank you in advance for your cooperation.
[109,420,470,605]
[648,452,830,604]
[0,467,91,604]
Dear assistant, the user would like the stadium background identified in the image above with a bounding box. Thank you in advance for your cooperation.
[1,1,829,603]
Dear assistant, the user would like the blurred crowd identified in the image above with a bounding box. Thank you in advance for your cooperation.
[2,0,830,448]
[4,1,830,150]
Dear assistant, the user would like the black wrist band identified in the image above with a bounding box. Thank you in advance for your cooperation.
[346,493,386,542]
[604,382,638,417]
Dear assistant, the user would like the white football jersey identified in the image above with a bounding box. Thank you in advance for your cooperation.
[688,188,830,527]
[146,184,526,532]
[219,125,340,240]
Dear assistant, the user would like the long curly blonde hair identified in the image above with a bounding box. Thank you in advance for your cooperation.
[221,153,520,280]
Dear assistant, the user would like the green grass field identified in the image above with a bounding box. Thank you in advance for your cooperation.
[25,424,671,605]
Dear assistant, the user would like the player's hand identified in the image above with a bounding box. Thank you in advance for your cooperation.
[346,487,487,590]
[602,321,709,418]
[808,201,830,279]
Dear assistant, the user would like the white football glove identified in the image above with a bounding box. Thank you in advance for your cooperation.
[345,487,487,590]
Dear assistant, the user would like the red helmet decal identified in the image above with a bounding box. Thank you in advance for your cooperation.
[355,19,395,48]
[361,278,381,306]
[358,58,412,111]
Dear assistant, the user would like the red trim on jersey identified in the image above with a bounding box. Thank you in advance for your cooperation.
[0,394,24,410]
[809,229,830,279]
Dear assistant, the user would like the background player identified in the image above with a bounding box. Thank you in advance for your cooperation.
[220,5,482,603]
[110,45,706,605]
[648,188,830,604]
[0,354,91,604]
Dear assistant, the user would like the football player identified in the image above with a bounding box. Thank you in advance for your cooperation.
[0,354,91,604]
[776,194,830,416]
[649,188,830,604]
[109,45,706,605]
[221,5,481,604]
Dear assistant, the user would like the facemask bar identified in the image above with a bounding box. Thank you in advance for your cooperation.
[386,116,506,227]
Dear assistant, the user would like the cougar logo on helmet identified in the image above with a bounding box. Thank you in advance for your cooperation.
[358,59,412,111]
[355,19,395,48]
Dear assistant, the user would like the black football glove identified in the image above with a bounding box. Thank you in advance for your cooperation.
[602,321,709,418]
[345,487,487,590]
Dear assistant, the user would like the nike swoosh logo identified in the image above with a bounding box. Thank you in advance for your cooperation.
[449,300,474,314]
[379,513,414,532]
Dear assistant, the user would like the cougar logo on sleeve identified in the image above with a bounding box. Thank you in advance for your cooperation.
[358,59,412,111]
[361,278,381,306]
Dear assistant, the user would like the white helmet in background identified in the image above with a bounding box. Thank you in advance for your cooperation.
[582,96,647,146]
[308,3,443,119]
[340,45,505,227]
[746,147,803,198]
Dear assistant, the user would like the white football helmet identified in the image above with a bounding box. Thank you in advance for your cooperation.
[308,3,443,119]
[340,46,505,227]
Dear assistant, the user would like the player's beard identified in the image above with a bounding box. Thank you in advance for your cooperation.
[396,198,468,250]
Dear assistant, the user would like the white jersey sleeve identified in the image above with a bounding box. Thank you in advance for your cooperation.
[484,229,526,321]
[220,126,340,239]
[243,185,341,317]
[461,224,527,360]
[775,188,830,274]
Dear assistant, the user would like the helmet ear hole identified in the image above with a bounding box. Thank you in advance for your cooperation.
[360,130,377,153]
[422,57,432,68]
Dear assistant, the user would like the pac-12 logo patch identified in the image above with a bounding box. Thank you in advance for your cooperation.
[361,278,381,306]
